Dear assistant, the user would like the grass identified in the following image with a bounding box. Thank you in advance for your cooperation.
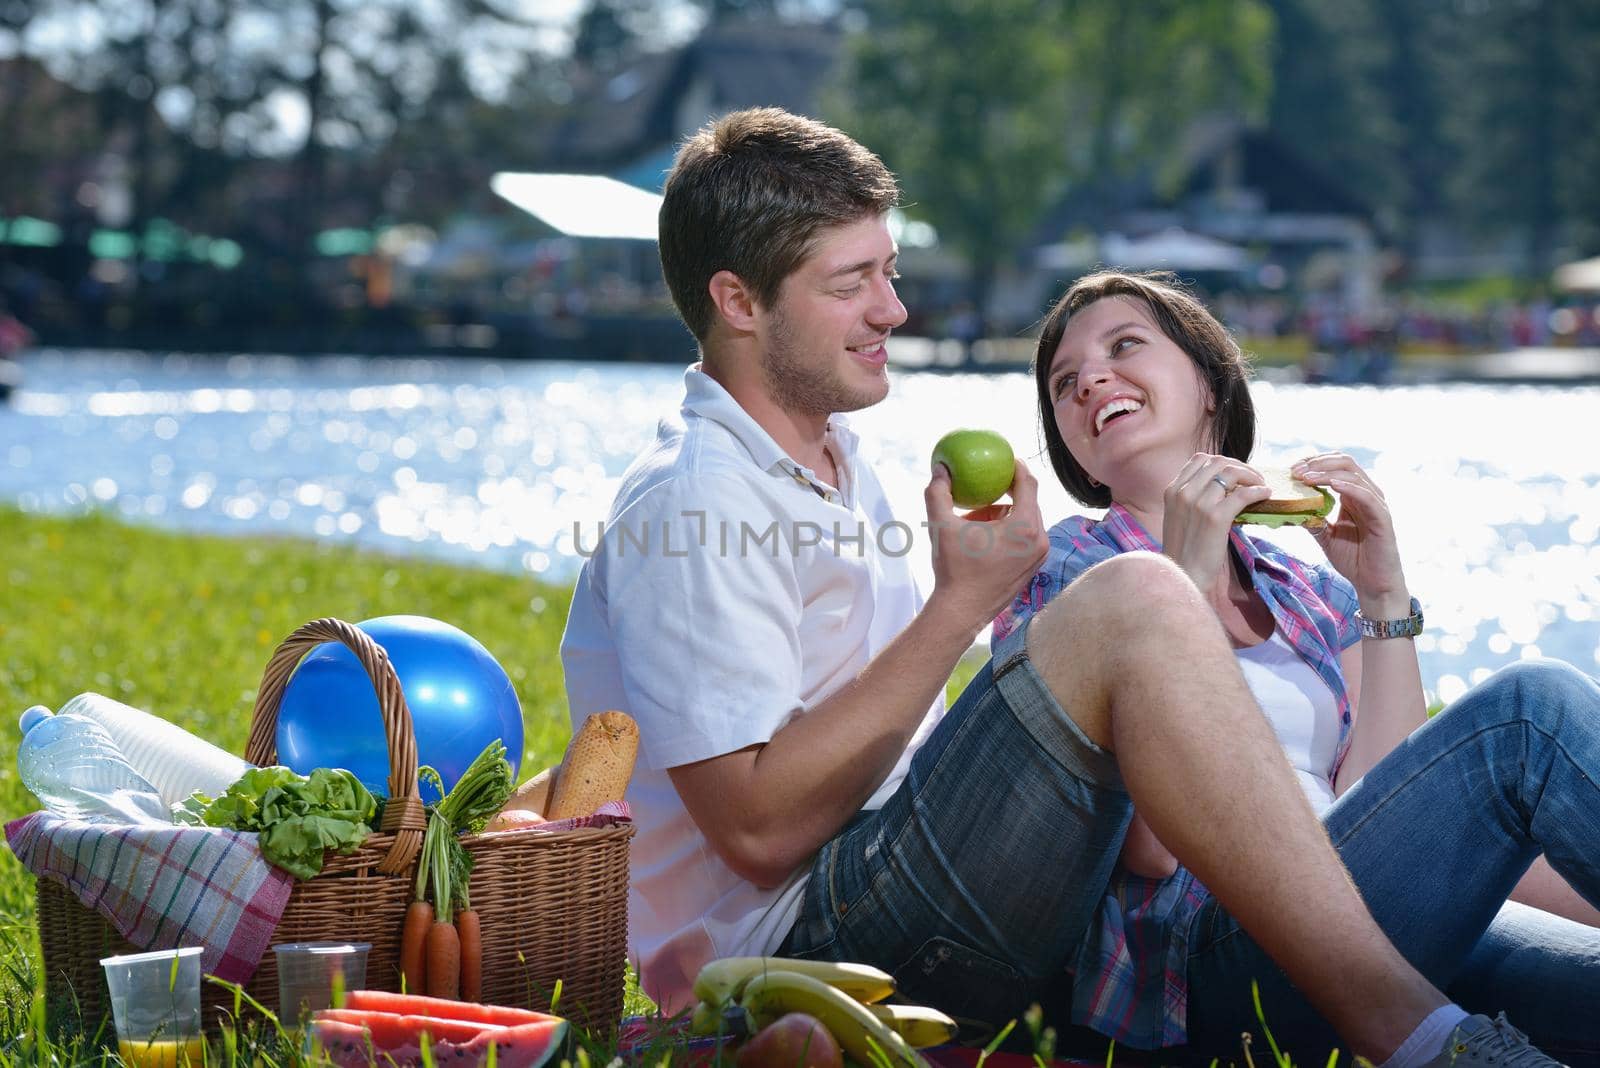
[0,506,987,1065]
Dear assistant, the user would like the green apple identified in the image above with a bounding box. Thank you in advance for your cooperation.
[931,428,1016,509]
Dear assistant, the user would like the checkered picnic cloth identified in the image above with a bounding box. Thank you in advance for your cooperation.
[485,799,632,835]
[5,811,295,983]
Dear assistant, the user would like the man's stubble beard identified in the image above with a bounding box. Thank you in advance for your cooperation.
[761,304,888,417]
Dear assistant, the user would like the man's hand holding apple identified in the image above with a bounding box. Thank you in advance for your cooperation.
[924,431,1048,638]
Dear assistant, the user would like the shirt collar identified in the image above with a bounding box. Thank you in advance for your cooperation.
[1098,502,1295,584]
[681,365,859,501]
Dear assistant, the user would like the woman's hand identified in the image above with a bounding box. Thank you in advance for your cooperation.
[1161,454,1273,593]
[1291,453,1408,610]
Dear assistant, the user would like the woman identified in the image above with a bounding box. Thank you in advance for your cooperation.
[996,270,1600,1061]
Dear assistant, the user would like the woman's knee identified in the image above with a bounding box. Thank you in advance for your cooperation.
[1452,658,1600,730]
[1044,552,1206,637]
[1025,552,1221,742]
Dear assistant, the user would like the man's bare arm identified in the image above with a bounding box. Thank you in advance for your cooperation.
[670,461,1047,888]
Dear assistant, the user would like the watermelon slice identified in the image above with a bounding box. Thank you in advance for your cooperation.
[315,1007,488,1044]
[312,994,568,1068]
[340,989,559,1028]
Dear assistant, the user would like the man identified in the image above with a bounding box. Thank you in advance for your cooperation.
[559,107,1561,1067]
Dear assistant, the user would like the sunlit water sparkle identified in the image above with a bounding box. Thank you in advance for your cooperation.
[3,349,1598,699]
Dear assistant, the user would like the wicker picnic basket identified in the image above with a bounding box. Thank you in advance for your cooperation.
[36,617,634,1035]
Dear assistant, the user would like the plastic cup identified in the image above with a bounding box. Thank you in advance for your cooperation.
[100,946,204,1067]
[274,941,371,1027]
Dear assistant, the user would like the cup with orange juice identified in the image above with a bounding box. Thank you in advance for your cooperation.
[100,947,205,1066]
[116,1036,208,1068]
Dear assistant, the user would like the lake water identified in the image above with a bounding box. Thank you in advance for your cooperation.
[3,348,1598,703]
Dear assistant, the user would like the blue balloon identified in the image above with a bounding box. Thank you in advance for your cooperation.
[276,615,523,803]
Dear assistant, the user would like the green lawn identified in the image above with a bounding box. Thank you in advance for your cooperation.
[0,506,986,1063]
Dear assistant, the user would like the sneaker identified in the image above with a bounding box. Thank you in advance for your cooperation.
[1418,1013,1567,1068]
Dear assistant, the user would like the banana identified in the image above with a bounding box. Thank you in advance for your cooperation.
[865,1003,958,1049]
[688,1000,754,1039]
[738,971,928,1068]
[692,956,896,1008]
[689,1000,723,1037]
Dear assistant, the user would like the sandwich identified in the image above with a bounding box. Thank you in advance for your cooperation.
[1232,468,1335,528]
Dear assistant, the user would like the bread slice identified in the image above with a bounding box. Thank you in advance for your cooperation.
[1233,468,1335,528]
[1246,469,1328,514]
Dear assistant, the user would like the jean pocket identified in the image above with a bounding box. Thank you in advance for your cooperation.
[891,936,1028,1047]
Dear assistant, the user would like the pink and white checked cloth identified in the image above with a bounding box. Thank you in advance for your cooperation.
[6,811,294,983]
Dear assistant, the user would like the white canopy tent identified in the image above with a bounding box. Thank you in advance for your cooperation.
[489,173,662,241]
[1036,227,1252,273]
[1553,255,1600,293]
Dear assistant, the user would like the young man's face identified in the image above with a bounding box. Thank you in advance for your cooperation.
[755,213,907,417]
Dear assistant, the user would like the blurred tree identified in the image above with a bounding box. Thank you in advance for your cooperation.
[832,0,1271,338]
[1265,0,1403,234]
[573,0,638,72]
[1064,0,1273,205]
[1371,0,1447,255]
[0,2,46,278]
[1441,0,1600,275]
[700,0,781,22]
[250,1,543,291]
[1562,1,1600,255]
[829,0,1072,341]
[1270,0,1600,277]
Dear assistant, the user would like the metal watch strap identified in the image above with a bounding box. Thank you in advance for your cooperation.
[1356,596,1424,639]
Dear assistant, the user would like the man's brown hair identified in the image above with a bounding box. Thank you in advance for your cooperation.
[659,107,900,341]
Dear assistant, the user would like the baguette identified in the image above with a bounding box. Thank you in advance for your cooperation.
[546,711,638,819]
[502,764,556,817]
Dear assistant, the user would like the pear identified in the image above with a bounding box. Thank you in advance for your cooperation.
[735,1012,843,1068]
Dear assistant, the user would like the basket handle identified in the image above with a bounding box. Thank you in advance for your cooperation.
[245,618,428,875]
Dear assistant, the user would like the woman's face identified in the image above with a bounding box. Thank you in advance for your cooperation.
[1044,295,1215,493]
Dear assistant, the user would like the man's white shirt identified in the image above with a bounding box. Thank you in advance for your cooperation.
[560,367,944,1012]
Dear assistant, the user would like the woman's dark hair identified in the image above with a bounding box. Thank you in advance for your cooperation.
[1032,270,1256,507]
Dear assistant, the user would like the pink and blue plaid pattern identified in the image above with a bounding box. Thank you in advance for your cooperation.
[6,812,295,983]
[990,503,1361,1047]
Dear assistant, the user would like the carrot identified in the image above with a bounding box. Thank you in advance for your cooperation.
[399,899,433,994]
[400,804,439,995]
[424,920,461,1000]
[456,906,482,1002]
[412,740,515,1002]
[423,797,462,999]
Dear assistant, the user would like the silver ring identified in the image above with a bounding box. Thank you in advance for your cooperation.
[1211,475,1231,493]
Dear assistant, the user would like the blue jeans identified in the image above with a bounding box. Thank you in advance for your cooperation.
[1186,658,1600,1065]
[777,617,1133,1040]
[778,613,1600,1063]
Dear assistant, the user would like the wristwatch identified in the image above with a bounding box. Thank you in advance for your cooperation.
[1356,596,1424,639]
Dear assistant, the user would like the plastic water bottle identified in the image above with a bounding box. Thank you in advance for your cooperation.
[60,693,252,809]
[16,705,172,824]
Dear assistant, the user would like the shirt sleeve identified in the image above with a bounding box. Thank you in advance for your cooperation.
[1308,562,1362,651]
[598,474,806,771]
[991,516,1120,649]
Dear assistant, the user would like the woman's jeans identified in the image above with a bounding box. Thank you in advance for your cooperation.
[1187,657,1600,1065]
[776,615,1600,1064]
